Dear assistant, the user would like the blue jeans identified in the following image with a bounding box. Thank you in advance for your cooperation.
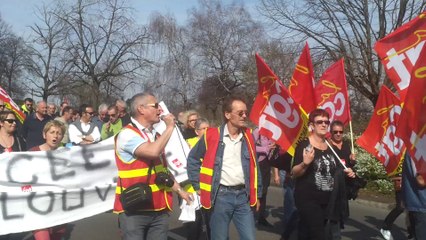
[118,211,169,240]
[280,170,298,239]
[210,185,256,240]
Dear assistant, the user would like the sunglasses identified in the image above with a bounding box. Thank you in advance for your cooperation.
[144,103,159,109]
[85,111,95,116]
[4,119,17,124]
[314,120,330,125]
[188,119,198,123]
[106,114,117,117]
[232,111,248,117]
[332,130,343,134]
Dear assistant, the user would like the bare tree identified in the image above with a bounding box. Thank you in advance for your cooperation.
[259,0,426,105]
[56,0,150,105]
[0,16,26,97]
[149,13,198,111]
[189,0,264,105]
[26,5,74,101]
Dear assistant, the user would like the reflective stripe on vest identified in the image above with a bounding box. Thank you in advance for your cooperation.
[113,124,173,213]
[199,127,258,209]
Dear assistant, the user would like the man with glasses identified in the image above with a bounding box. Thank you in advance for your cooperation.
[21,98,35,116]
[328,120,355,168]
[100,105,122,140]
[113,92,191,240]
[187,95,262,240]
[22,100,52,150]
[68,104,100,145]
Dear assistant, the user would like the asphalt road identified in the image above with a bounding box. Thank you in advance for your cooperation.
[13,186,407,240]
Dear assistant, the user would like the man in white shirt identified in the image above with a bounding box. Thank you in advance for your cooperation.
[68,104,100,145]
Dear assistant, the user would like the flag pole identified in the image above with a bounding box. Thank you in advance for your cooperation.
[349,120,355,154]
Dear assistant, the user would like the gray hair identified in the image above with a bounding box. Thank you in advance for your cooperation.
[129,92,154,117]
[195,118,209,130]
[98,103,108,113]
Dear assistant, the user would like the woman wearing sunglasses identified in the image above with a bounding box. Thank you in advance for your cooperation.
[291,109,355,240]
[30,120,67,240]
[0,110,25,153]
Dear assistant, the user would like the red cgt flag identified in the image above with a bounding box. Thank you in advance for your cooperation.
[288,42,316,114]
[357,86,405,176]
[0,86,25,123]
[375,11,426,101]
[314,59,351,125]
[250,53,307,155]
[395,48,426,180]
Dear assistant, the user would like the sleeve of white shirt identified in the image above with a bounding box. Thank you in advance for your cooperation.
[90,126,101,142]
[68,124,83,144]
[116,128,147,163]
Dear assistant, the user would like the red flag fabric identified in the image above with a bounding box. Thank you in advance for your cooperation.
[314,59,351,125]
[250,53,307,155]
[374,11,426,101]
[0,86,25,123]
[395,48,426,180]
[288,42,316,114]
[357,86,405,176]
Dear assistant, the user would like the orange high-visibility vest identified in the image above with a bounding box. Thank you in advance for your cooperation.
[113,124,173,213]
[199,127,258,209]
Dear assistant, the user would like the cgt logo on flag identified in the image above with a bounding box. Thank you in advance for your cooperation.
[251,54,306,155]
[21,185,33,192]
[374,12,426,101]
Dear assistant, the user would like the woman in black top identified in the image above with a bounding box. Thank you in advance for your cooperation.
[291,109,355,240]
[0,110,25,153]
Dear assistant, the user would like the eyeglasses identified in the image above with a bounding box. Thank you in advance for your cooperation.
[332,130,343,134]
[188,119,198,123]
[143,103,159,109]
[314,120,330,125]
[232,111,248,117]
[85,111,95,116]
[4,119,17,124]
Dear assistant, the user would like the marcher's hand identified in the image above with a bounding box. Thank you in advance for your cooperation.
[303,146,314,165]
[105,122,111,130]
[179,190,193,205]
[273,174,280,185]
[344,168,356,178]
[416,174,426,188]
[350,153,356,161]
[162,113,176,128]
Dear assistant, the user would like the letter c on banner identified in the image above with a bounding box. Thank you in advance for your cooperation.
[7,154,38,184]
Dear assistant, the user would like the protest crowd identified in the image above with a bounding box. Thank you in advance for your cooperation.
[0,9,425,240]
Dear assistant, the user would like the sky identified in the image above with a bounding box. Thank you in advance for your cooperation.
[0,0,260,38]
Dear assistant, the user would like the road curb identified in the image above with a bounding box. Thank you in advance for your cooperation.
[353,198,394,210]
[270,185,394,210]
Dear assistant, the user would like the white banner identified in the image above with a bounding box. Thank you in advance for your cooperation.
[0,112,190,234]
[155,101,191,183]
[0,138,117,235]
